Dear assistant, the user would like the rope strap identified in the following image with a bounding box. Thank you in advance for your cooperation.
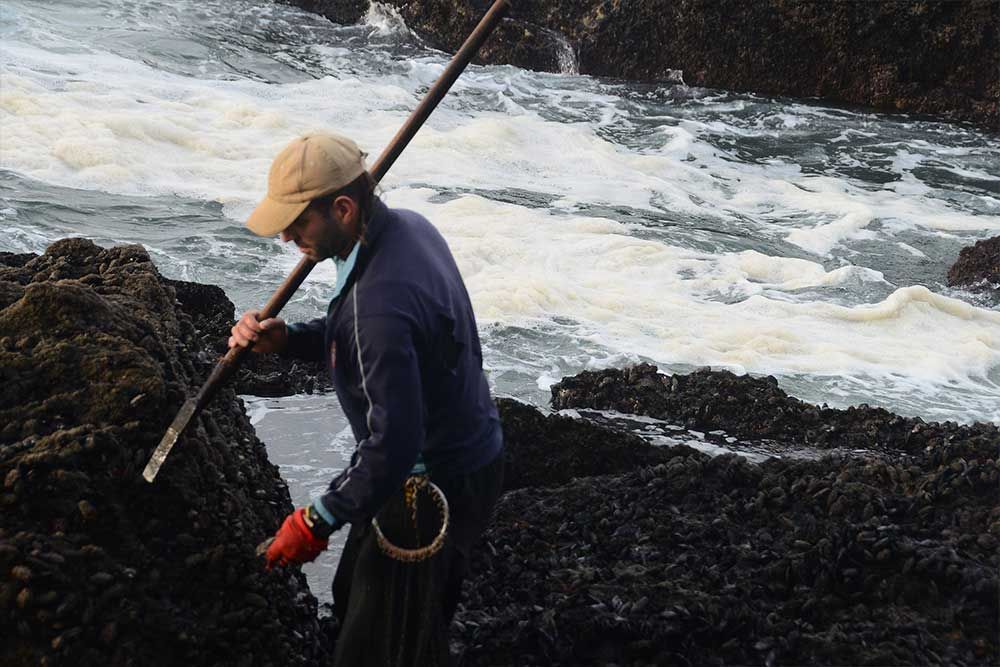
[372,475,450,562]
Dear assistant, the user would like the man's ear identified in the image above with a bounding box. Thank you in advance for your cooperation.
[332,195,358,226]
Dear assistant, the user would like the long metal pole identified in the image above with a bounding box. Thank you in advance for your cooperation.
[144,0,511,482]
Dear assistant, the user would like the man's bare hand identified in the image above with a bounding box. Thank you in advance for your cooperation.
[229,310,288,354]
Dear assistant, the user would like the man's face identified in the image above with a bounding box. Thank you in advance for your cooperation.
[280,198,357,261]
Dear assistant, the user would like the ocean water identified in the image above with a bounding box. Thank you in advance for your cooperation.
[3,0,999,602]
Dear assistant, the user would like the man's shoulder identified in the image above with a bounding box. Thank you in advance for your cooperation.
[387,206,436,232]
[382,206,449,258]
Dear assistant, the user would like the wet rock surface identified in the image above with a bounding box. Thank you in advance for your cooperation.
[451,365,999,665]
[496,399,690,491]
[948,236,1000,299]
[551,364,998,456]
[0,240,328,665]
[288,0,999,128]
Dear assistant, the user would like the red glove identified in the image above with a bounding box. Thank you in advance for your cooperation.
[264,508,328,570]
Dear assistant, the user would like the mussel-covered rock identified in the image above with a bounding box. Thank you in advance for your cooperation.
[496,399,700,491]
[6,240,997,666]
[452,366,999,665]
[0,239,328,665]
[551,363,999,456]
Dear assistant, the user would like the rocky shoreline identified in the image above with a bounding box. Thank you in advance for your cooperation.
[455,369,998,666]
[2,240,997,666]
[285,0,1000,129]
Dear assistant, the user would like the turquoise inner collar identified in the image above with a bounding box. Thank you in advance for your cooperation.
[331,241,361,299]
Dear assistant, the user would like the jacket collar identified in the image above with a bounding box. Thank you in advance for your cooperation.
[331,197,389,303]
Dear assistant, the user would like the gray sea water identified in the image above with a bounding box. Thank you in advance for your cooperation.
[3,0,999,602]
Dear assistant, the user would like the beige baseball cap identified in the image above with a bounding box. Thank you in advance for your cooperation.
[246,132,367,236]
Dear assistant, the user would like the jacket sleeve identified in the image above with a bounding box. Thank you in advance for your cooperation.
[317,312,424,524]
[281,317,326,363]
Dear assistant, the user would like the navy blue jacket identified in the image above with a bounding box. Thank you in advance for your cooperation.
[283,199,502,525]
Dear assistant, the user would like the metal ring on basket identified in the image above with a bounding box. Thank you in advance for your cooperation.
[372,477,450,562]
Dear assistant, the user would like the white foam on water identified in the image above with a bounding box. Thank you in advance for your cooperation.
[2,35,683,226]
[1,36,426,219]
[363,2,416,38]
[731,171,1000,257]
[4,26,997,261]
[712,250,886,296]
[896,242,926,258]
[385,187,1000,401]
[2,222,52,254]
[829,128,880,143]
[678,121,1000,256]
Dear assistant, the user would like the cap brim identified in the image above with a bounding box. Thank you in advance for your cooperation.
[246,196,309,237]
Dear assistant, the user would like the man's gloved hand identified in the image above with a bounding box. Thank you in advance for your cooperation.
[264,508,329,570]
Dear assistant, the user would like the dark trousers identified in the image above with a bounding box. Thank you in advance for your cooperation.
[331,452,504,667]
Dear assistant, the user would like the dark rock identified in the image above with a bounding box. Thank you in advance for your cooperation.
[947,236,1000,298]
[550,363,999,456]
[285,0,369,26]
[496,398,692,491]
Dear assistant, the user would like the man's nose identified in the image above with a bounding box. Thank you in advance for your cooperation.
[280,229,292,242]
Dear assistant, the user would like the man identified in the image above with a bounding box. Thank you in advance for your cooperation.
[229,132,504,665]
